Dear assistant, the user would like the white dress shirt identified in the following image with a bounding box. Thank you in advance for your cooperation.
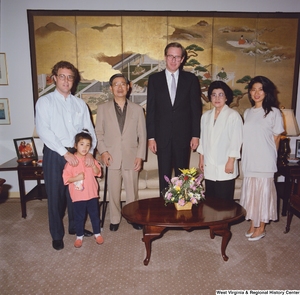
[35,89,96,156]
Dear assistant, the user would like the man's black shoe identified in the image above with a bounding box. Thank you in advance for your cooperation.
[132,223,143,230]
[83,229,93,237]
[68,229,93,237]
[110,223,119,231]
[52,240,64,250]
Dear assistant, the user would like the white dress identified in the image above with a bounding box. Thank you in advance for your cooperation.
[240,107,284,227]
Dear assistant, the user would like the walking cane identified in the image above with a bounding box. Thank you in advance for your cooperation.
[101,165,108,229]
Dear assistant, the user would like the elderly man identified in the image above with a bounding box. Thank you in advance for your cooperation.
[95,73,147,231]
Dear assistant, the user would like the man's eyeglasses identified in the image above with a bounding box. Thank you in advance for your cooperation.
[57,74,75,81]
[112,82,127,88]
[211,93,225,98]
[166,55,182,62]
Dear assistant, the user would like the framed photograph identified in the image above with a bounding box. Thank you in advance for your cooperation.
[13,137,38,160]
[295,140,300,159]
[0,53,8,85]
[0,98,11,125]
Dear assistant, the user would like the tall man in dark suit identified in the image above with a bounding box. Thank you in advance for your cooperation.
[146,42,202,194]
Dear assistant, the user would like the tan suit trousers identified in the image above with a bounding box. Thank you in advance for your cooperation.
[107,167,139,224]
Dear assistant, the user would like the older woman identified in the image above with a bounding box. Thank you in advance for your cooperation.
[197,81,243,200]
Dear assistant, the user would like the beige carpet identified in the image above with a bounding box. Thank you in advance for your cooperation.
[0,198,300,295]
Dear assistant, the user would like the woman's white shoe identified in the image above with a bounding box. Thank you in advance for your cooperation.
[245,232,254,238]
[248,232,266,241]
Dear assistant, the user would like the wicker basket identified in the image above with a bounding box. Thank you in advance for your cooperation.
[174,202,193,211]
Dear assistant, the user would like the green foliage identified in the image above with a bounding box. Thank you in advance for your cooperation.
[236,75,252,84]
[194,65,208,72]
[186,58,200,67]
[186,44,204,52]
[233,89,243,96]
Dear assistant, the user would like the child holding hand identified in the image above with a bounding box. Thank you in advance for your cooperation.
[63,130,103,248]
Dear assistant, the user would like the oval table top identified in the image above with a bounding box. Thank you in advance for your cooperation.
[122,197,245,228]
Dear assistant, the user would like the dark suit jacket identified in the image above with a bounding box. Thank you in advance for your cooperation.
[146,70,202,149]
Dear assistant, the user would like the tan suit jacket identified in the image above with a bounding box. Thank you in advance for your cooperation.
[95,100,147,169]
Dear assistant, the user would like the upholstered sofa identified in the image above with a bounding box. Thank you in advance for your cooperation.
[98,149,243,201]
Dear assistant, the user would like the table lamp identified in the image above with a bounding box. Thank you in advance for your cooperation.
[278,108,300,166]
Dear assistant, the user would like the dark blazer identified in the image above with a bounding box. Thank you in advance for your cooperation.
[146,70,202,148]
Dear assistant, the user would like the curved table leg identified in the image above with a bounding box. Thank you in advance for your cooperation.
[209,224,231,261]
[142,225,165,266]
[284,208,293,233]
[18,170,27,218]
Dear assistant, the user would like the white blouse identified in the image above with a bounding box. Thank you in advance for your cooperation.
[197,104,243,181]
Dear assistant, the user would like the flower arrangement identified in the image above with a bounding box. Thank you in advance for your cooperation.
[163,167,205,206]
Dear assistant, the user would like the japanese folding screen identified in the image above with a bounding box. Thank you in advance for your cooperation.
[28,11,300,122]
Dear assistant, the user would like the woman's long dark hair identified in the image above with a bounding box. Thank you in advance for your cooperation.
[248,76,279,117]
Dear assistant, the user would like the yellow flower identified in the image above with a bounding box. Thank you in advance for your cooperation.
[179,168,190,174]
[175,185,181,191]
[179,167,197,176]
[189,167,198,175]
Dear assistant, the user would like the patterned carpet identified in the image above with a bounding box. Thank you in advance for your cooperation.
[0,198,300,295]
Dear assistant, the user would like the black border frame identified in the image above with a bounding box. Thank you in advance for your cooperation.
[13,137,38,160]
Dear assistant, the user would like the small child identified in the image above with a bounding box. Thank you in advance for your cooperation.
[63,130,103,248]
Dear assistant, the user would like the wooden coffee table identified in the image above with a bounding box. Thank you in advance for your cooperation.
[122,197,245,265]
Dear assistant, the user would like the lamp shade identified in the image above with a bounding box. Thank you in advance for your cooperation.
[281,109,300,136]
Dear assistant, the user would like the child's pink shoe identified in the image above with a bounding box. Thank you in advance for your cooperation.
[74,239,83,248]
[95,235,104,245]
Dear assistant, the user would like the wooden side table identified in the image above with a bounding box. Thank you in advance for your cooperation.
[276,161,300,216]
[0,157,46,218]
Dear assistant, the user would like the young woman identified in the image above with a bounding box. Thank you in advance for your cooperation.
[197,81,243,200]
[240,76,284,241]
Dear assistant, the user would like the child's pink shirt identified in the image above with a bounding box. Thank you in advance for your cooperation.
[62,155,101,202]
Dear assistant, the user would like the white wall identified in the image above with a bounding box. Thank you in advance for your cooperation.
[1,0,300,193]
